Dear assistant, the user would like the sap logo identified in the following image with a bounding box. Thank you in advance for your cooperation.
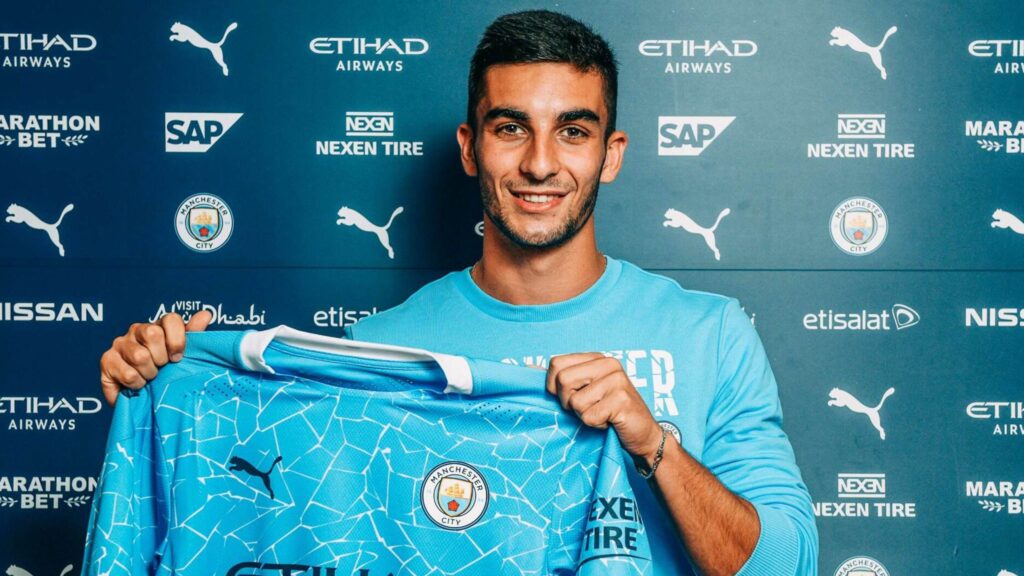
[345,112,393,137]
[838,114,886,139]
[966,307,1024,327]
[657,116,735,156]
[838,473,886,499]
[165,113,242,153]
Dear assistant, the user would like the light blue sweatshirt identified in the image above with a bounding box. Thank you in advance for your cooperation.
[344,255,819,575]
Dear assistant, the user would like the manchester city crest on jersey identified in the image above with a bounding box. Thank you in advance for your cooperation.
[420,461,489,530]
[658,420,682,445]
[830,197,887,256]
[175,193,234,252]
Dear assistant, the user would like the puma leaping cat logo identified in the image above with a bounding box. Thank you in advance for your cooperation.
[992,209,1024,235]
[228,455,282,500]
[337,206,404,259]
[828,387,895,440]
[6,203,74,256]
[663,208,731,260]
[997,570,1019,576]
[829,26,898,79]
[6,564,74,576]
[169,22,238,76]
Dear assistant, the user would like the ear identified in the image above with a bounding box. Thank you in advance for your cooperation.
[456,123,478,177]
[599,129,629,184]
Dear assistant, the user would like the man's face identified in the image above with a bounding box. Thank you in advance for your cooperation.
[458,62,626,249]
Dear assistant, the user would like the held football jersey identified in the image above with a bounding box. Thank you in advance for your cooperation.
[82,326,652,576]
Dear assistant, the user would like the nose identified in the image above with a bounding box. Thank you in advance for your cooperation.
[519,134,560,182]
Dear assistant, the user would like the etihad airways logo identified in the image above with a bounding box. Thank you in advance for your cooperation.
[967,120,1024,154]
[165,113,243,152]
[0,33,96,69]
[638,39,757,74]
[966,307,1024,327]
[0,396,103,432]
[658,116,734,156]
[967,401,1024,437]
[0,114,99,148]
[968,40,1024,74]
[309,36,428,72]
[804,304,919,331]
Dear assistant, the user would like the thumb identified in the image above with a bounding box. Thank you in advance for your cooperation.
[185,309,213,332]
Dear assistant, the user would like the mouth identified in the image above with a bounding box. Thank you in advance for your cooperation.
[509,190,568,212]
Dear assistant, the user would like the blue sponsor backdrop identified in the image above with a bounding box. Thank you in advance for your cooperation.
[1,1,1023,575]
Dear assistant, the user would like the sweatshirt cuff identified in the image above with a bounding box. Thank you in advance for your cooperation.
[735,503,800,576]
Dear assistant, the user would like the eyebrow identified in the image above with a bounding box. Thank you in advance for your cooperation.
[481,107,602,125]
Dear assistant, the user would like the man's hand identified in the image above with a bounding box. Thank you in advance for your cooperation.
[99,311,213,406]
[545,352,664,464]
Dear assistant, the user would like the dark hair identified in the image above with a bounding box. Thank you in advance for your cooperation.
[467,10,618,139]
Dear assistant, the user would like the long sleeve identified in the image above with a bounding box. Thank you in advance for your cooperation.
[81,386,168,576]
[703,299,819,575]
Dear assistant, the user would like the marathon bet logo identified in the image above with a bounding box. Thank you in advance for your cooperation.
[834,556,890,576]
[165,113,243,152]
[804,304,919,331]
[0,302,103,322]
[658,116,735,156]
[317,112,423,157]
[313,305,379,328]
[969,39,1024,74]
[0,32,96,69]
[0,114,99,148]
[967,401,1024,436]
[967,480,1024,514]
[814,472,916,518]
[0,475,97,510]
[309,36,428,72]
[0,396,103,431]
[967,120,1024,153]
[638,39,757,74]
[966,307,1024,327]
[149,301,266,326]
[808,114,915,158]
[830,197,888,255]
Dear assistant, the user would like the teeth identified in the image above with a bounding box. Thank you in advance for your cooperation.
[520,194,556,203]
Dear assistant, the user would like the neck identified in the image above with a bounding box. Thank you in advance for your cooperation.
[471,217,605,305]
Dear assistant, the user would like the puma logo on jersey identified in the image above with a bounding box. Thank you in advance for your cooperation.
[170,21,238,76]
[6,202,74,256]
[663,208,730,260]
[336,205,403,259]
[829,25,897,79]
[992,209,1024,235]
[828,387,894,440]
[228,455,282,500]
[6,565,74,576]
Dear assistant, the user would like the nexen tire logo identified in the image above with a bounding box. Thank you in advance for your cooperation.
[166,113,242,152]
[658,116,734,156]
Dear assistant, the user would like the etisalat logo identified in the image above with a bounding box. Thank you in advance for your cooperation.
[0,396,103,431]
[966,480,1024,515]
[309,36,428,72]
[814,472,917,519]
[637,39,757,74]
[313,305,379,328]
[226,563,396,576]
[0,32,96,69]
[966,401,1024,437]
[968,39,1024,74]
[803,304,920,331]
[149,301,266,326]
[807,114,916,159]
[0,114,99,148]
[316,111,423,157]
[966,120,1024,154]
[0,475,97,510]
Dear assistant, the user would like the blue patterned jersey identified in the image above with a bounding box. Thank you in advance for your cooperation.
[82,327,652,576]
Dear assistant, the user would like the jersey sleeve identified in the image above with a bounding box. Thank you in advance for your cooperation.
[703,299,819,575]
[81,386,168,576]
[550,430,652,575]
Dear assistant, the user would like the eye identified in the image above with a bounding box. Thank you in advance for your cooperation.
[496,123,524,136]
[561,126,589,140]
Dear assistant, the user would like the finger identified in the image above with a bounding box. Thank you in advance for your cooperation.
[185,309,213,332]
[115,335,159,381]
[577,399,615,430]
[549,356,623,405]
[564,373,615,417]
[545,352,606,396]
[134,323,169,367]
[159,313,187,362]
[101,346,145,392]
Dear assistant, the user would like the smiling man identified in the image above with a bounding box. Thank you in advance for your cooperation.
[99,10,817,575]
